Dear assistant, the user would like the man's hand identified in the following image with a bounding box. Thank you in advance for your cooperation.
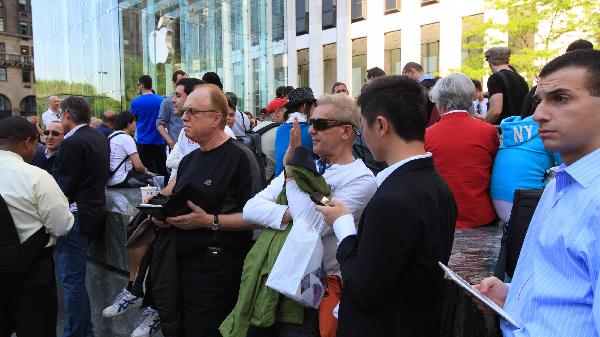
[283,117,301,166]
[167,138,175,150]
[151,217,170,228]
[472,276,509,315]
[165,201,212,230]
[315,199,350,225]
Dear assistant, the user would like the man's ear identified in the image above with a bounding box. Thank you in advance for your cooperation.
[376,116,389,136]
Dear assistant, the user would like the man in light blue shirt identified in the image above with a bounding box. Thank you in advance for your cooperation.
[474,49,600,336]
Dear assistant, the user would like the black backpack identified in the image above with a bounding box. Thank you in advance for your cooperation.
[236,116,280,182]
[0,194,50,283]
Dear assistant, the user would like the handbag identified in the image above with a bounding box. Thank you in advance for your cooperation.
[265,217,326,309]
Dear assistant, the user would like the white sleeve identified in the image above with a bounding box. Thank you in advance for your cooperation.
[35,172,74,237]
[332,214,356,242]
[243,173,289,230]
[166,140,182,170]
[286,180,327,234]
[123,136,138,155]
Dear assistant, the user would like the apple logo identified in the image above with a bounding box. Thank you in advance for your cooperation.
[149,17,174,64]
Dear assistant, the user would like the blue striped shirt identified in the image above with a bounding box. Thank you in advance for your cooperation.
[501,147,600,336]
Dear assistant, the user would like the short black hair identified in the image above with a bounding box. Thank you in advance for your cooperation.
[171,70,187,83]
[402,62,424,73]
[366,67,386,79]
[539,49,600,97]
[202,72,223,90]
[138,75,152,90]
[0,116,38,146]
[566,39,594,53]
[61,96,92,124]
[176,78,204,95]
[113,111,136,131]
[472,79,483,91]
[276,85,294,98]
[225,92,238,109]
[357,75,426,142]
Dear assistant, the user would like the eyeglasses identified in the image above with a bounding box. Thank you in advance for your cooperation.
[43,130,64,137]
[183,108,217,116]
[309,118,349,131]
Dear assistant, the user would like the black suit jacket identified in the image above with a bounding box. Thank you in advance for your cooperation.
[336,157,457,337]
[53,125,110,233]
[31,146,56,174]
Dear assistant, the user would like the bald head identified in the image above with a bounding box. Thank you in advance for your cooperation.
[101,110,117,128]
[187,84,229,128]
[48,96,61,112]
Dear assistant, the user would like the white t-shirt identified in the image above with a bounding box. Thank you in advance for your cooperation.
[42,109,61,128]
[107,131,138,186]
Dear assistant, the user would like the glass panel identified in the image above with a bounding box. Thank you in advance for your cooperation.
[0,68,6,81]
[384,30,401,75]
[322,0,336,29]
[385,0,400,13]
[351,0,365,21]
[421,22,440,74]
[274,53,286,89]
[0,18,4,32]
[0,43,5,54]
[323,43,337,93]
[297,48,309,87]
[272,0,284,41]
[22,69,31,82]
[352,37,367,95]
[0,94,10,109]
[296,0,308,35]
[20,95,36,115]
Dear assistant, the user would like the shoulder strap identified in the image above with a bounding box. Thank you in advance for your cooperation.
[108,131,126,141]
[256,122,280,136]
[108,132,129,177]
[239,110,248,133]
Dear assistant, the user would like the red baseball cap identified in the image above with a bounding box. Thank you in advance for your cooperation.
[267,98,288,113]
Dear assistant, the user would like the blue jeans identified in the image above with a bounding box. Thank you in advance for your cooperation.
[56,213,94,337]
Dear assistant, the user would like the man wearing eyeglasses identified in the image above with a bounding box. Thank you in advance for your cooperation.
[32,120,64,174]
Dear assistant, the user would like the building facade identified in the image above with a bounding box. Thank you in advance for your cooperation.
[0,0,35,119]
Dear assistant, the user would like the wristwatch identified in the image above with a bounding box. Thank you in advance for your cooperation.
[211,214,220,231]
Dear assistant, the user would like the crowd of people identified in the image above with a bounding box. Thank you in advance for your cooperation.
[1,39,599,337]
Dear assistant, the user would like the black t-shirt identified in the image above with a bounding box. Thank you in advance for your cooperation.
[487,69,529,124]
[173,138,264,253]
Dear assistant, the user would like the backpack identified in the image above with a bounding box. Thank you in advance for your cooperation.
[236,115,280,182]
[420,78,440,127]
[0,193,50,283]
[107,131,128,178]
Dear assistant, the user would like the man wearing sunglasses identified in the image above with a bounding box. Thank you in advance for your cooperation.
[32,120,64,174]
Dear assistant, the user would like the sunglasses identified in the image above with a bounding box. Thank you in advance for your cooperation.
[43,130,64,137]
[309,118,349,131]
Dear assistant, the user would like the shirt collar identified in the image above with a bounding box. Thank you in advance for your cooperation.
[65,124,86,139]
[441,110,469,118]
[561,147,600,189]
[0,149,23,162]
[47,108,61,118]
[286,112,308,123]
[44,148,55,159]
[376,153,432,187]
[418,73,435,83]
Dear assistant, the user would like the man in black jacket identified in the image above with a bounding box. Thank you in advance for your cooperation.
[53,96,110,337]
[316,75,457,337]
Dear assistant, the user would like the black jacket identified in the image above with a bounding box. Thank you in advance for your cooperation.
[52,125,110,233]
[31,146,56,175]
[336,157,457,337]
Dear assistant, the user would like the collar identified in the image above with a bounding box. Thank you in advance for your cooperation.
[559,147,600,189]
[418,73,435,83]
[441,110,469,119]
[285,112,308,123]
[65,124,86,139]
[0,149,23,162]
[47,108,61,118]
[44,148,56,159]
[376,153,432,187]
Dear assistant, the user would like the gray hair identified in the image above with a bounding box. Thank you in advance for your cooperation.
[429,73,476,115]
[317,93,361,130]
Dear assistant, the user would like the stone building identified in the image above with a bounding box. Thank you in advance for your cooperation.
[0,0,35,119]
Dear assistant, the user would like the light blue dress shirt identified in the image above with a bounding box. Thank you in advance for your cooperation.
[501,147,600,336]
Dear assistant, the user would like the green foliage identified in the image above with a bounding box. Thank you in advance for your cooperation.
[460,0,599,84]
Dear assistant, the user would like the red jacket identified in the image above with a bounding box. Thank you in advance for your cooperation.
[425,111,499,228]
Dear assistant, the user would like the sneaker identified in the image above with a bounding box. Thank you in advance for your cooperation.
[102,287,142,318]
[131,307,161,337]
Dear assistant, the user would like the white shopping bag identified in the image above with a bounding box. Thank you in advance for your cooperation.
[266,217,326,309]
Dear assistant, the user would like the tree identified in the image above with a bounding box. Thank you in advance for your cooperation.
[460,0,598,84]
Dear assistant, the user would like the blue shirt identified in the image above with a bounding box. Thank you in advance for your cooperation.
[274,112,315,176]
[501,147,600,336]
[155,94,183,142]
[130,93,165,145]
[96,123,112,137]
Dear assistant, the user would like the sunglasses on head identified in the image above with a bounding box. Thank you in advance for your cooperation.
[43,130,63,137]
[309,118,349,131]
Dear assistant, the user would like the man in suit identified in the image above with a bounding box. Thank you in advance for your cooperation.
[32,120,64,174]
[53,96,110,337]
[316,75,457,337]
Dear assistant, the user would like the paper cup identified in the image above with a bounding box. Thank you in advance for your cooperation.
[140,186,159,203]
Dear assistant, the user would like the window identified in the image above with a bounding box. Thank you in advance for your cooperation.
[0,94,11,114]
[18,0,28,11]
[22,69,31,83]
[384,31,402,75]
[0,68,7,81]
[351,0,366,21]
[421,23,440,73]
[20,96,36,115]
[0,43,4,54]
[19,21,29,35]
[20,46,29,55]
[0,18,4,32]
[297,48,309,87]
[296,0,309,35]
[385,0,401,14]
[322,0,336,29]
[272,0,285,41]
[421,0,439,6]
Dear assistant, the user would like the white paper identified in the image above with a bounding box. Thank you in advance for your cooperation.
[438,262,521,328]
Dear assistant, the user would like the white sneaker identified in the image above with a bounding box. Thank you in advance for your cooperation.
[131,307,161,337]
[102,287,142,318]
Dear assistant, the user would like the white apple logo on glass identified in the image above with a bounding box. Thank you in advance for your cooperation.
[149,18,174,64]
